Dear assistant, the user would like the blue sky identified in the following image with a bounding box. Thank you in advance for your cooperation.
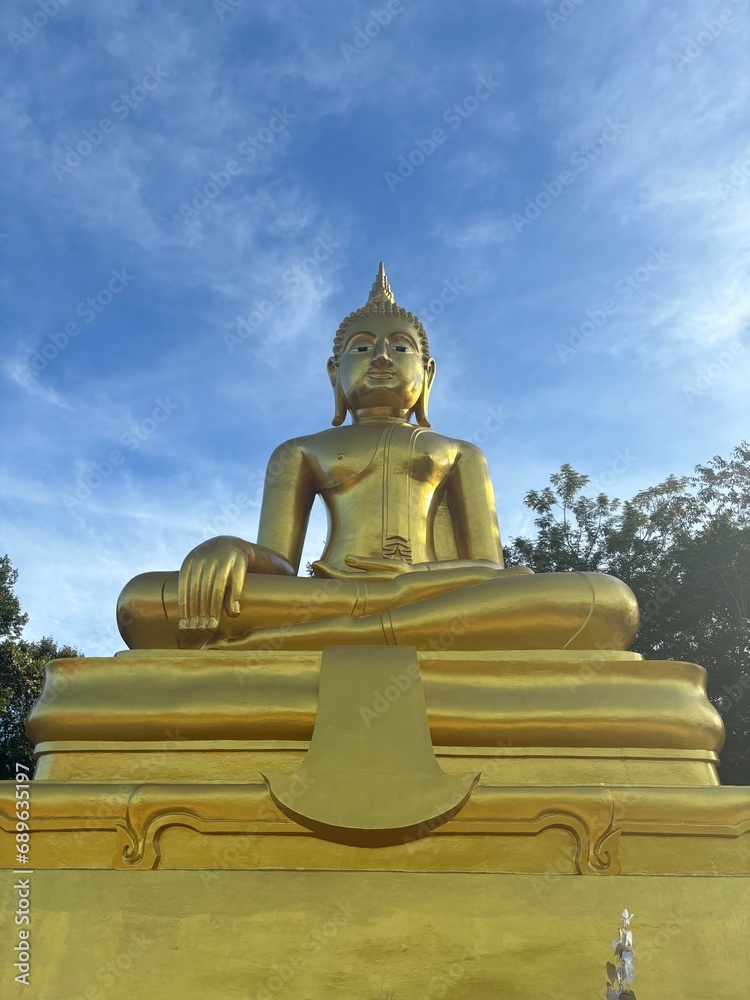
[1,0,749,655]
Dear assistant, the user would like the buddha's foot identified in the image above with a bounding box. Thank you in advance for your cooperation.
[201,624,313,652]
[202,629,277,651]
[202,615,379,651]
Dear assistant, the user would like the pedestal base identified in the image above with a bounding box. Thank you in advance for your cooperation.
[26,649,725,787]
[2,781,750,874]
[1,647,746,998]
[1,868,748,999]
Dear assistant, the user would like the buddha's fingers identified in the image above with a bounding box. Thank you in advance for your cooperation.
[311,560,353,580]
[207,560,227,629]
[225,554,244,617]
[187,560,205,629]
[345,555,408,578]
[177,561,192,629]
[199,562,217,629]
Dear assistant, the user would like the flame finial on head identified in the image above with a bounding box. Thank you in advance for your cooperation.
[368,262,395,305]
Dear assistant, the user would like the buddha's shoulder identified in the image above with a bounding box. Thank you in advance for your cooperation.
[265,428,350,463]
[267,427,486,462]
[269,428,349,452]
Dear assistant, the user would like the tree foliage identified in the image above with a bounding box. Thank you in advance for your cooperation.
[0,556,80,779]
[504,443,750,785]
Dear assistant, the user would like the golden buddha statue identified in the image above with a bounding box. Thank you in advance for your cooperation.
[7,267,746,1000]
[117,264,638,652]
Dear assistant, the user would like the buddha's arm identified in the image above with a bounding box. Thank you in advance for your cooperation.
[442,441,505,567]
[256,439,317,572]
[178,439,316,630]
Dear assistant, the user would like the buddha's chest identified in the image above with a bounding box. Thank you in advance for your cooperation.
[307,426,455,496]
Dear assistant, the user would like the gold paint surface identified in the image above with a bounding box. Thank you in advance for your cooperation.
[1,869,748,999]
[264,647,478,843]
[30,741,721,786]
[27,650,723,755]
[3,781,750,875]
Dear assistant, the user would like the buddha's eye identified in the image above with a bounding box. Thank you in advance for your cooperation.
[346,338,373,353]
[393,345,409,353]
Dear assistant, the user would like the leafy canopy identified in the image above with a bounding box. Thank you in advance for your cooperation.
[504,444,750,786]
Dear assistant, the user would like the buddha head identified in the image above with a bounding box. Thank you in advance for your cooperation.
[328,264,436,426]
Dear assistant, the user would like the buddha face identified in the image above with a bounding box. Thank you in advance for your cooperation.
[332,315,434,417]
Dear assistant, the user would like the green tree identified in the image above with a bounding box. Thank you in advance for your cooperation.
[504,444,750,786]
[0,556,80,779]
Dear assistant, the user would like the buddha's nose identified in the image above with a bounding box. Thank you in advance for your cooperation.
[371,342,391,365]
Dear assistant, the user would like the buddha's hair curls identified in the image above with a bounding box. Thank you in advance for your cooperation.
[331,301,430,367]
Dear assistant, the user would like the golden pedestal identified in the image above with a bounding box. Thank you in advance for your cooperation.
[1,648,749,998]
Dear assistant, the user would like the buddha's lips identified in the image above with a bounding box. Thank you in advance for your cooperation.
[367,368,394,379]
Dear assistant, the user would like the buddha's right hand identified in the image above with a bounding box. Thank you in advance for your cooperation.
[177,535,252,632]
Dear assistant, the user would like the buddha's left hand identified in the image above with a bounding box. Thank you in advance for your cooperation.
[312,555,427,581]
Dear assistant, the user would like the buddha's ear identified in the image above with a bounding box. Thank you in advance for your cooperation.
[327,357,348,426]
[413,358,436,428]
